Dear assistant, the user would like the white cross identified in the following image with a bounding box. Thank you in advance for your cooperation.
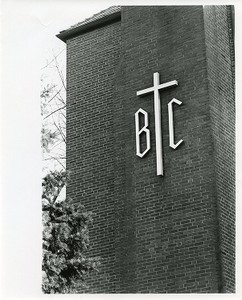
[136,72,178,176]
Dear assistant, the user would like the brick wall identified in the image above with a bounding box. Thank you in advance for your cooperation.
[112,6,220,293]
[204,5,235,293]
[65,5,234,293]
[66,20,121,292]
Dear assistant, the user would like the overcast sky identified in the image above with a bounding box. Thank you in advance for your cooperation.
[1,0,242,299]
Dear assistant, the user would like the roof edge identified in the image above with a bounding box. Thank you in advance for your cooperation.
[57,10,121,43]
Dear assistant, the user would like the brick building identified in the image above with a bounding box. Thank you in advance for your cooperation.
[57,6,235,293]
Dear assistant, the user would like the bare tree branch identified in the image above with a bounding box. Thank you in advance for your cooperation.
[41,53,66,174]
[41,48,65,70]
[56,95,66,106]
[46,87,63,106]
[49,140,65,151]
[44,157,66,161]
[44,155,66,170]
[57,118,66,141]
[44,105,66,120]
[53,119,66,144]
[59,111,66,121]
[54,56,66,91]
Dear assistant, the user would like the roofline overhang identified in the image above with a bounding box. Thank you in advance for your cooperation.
[56,10,121,43]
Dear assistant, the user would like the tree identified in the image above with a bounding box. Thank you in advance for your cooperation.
[41,53,100,293]
[42,171,100,293]
[40,51,66,174]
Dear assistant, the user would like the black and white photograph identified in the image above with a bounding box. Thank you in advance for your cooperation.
[0,0,241,298]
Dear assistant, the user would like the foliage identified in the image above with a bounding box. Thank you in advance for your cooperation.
[42,170,67,204]
[42,200,100,293]
[42,171,100,293]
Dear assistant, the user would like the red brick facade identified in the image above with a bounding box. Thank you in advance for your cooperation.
[58,5,235,293]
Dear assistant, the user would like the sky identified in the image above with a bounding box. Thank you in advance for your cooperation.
[1,0,242,299]
[0,2,118,298]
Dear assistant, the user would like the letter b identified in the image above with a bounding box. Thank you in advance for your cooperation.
[135,108,151,157]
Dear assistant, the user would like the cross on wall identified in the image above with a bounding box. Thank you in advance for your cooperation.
[136,72,183,176]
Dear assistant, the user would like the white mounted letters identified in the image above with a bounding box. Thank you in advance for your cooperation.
[135,72,183,176]
[135,108,151,158]
[168,98,183,149]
